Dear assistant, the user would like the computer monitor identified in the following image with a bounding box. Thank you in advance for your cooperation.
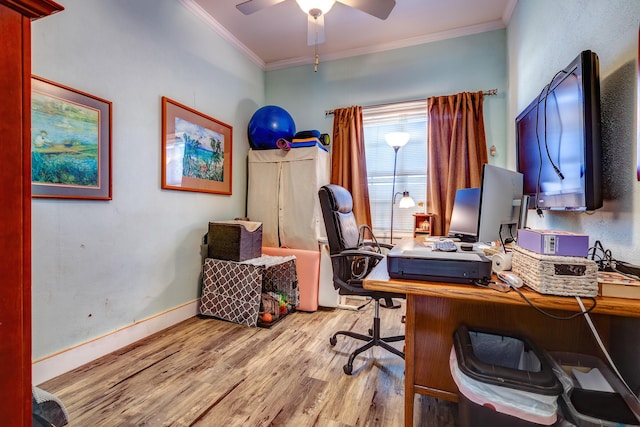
[477,164,524,244]
[448,188,481,243]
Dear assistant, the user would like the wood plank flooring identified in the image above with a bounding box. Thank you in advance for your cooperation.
[38,300,458,426]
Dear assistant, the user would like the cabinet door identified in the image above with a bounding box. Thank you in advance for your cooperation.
[247,157,280,247]
[248,147,330,250]
[279,147,330,250]
[279,157,320,251]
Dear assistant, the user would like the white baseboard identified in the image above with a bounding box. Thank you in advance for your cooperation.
[32,300,199,385]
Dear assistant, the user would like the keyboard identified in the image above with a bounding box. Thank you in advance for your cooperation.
[433,240,458,252]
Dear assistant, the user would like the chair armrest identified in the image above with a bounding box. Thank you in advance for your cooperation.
[357,240,393,251]
[332,249,384,261]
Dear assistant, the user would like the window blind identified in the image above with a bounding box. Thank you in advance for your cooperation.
[362,100,428,242]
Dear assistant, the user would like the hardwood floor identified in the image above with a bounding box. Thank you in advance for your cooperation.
[38,300,458,426]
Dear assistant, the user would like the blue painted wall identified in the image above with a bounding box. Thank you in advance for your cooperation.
[31,0,264,360]
[30,0,640,389]
[265,29,509,166]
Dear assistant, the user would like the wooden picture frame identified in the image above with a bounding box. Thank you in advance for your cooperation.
[31,76,112,200]
[161,97,232,195]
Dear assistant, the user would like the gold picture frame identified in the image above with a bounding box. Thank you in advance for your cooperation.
[161,97,232,195]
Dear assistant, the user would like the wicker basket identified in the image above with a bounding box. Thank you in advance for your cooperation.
[511,246,598,297]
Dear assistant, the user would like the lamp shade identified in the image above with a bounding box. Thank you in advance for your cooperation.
[399,191,415,208]
[296,0,335,15]
[385,132,410,148]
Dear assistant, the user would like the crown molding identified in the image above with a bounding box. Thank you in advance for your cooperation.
[265,19,507,71]
[502,0,518,24]
[178,0,266,70]
[179,0,509,73]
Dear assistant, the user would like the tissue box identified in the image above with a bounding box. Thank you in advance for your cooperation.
[517,229,589,257]
[207,221,262,262]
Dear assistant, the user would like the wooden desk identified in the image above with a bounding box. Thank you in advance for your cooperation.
[364,260,640,427]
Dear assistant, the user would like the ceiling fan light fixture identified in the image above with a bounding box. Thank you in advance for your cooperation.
[296,0,335,17]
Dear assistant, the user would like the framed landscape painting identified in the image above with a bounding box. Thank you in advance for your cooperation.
[31,76,112,200]
[161,97,232,195]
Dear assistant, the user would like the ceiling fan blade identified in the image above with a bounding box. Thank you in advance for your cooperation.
[338,0,396,20]
[236,0,286,15]
[307,14,325,46]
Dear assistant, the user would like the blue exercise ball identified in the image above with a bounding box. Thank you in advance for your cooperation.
[248,105,296,149]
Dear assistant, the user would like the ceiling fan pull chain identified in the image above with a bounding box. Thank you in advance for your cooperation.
[314,17,319,72]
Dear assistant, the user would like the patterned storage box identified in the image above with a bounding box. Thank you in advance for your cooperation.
[511,246,598,297]
[200,258,263,326]
[200,256,299,327]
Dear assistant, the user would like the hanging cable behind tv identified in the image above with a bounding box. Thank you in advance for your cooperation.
[542,69,569,181]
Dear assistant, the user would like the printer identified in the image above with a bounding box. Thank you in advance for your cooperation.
[387,239,492,284]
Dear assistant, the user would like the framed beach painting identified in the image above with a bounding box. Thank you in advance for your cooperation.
[161,97,232,195]
[31,76,112,200]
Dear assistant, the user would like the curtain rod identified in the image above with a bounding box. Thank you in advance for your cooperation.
[324,89,498,116]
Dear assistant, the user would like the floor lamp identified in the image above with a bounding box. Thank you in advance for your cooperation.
[386,132,415,244]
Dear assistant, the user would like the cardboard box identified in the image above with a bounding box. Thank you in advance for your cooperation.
[517,229,589,257]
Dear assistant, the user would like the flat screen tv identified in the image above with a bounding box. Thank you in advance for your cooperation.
[516,50,602,211]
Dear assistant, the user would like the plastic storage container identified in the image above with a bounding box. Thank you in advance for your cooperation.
[451,325,563,426]
[548,352,640,426]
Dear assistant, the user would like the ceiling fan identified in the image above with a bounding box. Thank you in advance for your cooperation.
[236,0,396,47]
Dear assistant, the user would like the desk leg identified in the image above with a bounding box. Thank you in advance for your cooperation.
[404,295,416,427]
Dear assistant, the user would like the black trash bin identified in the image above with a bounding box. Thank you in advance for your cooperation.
[451,325,563,426]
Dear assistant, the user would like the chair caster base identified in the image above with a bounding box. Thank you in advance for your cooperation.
[329,336,337,346]
[379,299,401,309]
[343,364,353,375]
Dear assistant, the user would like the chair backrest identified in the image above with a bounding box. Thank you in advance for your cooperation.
[318,185,360,255]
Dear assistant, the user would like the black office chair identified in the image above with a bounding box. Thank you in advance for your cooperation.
[318,184,405,375]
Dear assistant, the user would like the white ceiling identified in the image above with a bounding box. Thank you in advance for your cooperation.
[180,0,517,71]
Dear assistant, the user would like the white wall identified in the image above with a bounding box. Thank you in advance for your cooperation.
[31,0,264,360]
[507,0,640,392]
[507,0,640,263]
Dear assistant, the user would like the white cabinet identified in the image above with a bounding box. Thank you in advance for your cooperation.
[247,145,331,251]
[248,145,339,308]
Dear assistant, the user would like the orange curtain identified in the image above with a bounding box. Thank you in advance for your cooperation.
[427,91,488,236]
[331,106,372,228]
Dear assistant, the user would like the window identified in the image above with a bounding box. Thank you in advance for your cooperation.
[363,100,428,242]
